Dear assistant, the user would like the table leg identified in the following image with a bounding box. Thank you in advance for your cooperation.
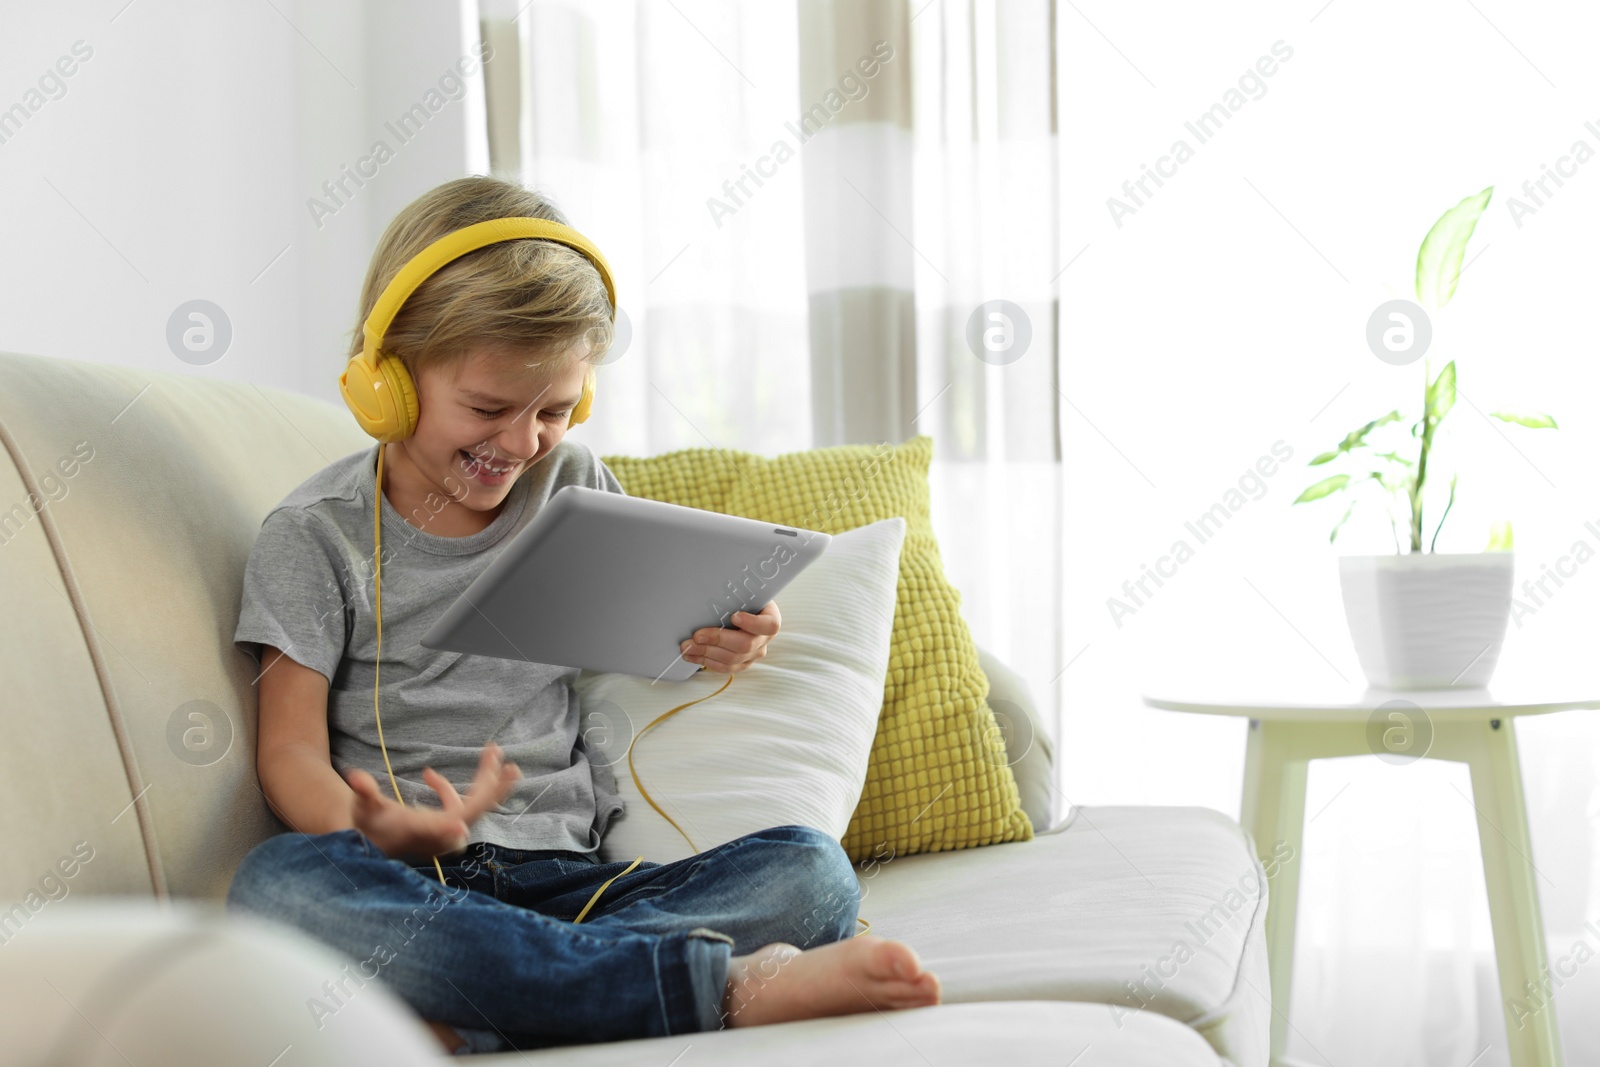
[1240,719,1309,1063]
[1440,718,1564,1067]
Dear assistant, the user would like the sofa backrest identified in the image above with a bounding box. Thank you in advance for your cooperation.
[0,351,377,904]
[0,350,1053,907]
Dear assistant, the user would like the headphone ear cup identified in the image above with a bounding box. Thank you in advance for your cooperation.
[375,352,420,441]
[340,354,388,441]
[569,368,595,426]
[339,350,419,443]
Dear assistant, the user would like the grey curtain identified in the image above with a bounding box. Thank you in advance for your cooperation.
[480,0,1065,754]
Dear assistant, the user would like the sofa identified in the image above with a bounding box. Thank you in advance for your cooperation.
[0,350,1271,1065]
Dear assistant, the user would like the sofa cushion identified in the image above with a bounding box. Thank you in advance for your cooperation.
[849,805,1271,1067]
[501,1000,1224,1066]
[603,436,1034,864]
[574,518,906,864]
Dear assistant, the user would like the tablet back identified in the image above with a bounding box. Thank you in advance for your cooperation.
[420,486,830,682]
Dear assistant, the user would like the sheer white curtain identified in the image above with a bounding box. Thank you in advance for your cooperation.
[479,0,813,460]
[907,0,1065,747]
[479,0,1067,742]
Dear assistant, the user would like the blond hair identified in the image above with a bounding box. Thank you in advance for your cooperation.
[348,175,614,384]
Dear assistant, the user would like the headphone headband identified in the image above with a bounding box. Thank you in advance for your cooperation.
[359,216,618,372]
[340,215,614,443]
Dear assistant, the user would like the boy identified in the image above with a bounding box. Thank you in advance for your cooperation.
[225,176,940,1055]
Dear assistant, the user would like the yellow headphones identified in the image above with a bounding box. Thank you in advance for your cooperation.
[340,215,868,939]
[339,216,612,444]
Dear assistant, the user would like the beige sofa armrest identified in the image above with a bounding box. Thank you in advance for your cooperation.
[0,901,444,1064]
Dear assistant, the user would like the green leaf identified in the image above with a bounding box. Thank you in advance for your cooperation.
[1331,411,1403,456]
[1415,186,1493,310]
[1373,450,1415,467]
[1426,361,1456,424]
[1295,474,1351,504]
[1329,500,1358,543]
[1309,450,1341,466]
[1486,519,1513,551]
[1490,410,1558,429]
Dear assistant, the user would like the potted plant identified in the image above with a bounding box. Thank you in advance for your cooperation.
[1295,186,1557,689]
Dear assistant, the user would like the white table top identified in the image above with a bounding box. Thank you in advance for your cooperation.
[1142,685,1600,722]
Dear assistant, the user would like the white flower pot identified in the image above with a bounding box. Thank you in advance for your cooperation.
[1337,553,1514,689]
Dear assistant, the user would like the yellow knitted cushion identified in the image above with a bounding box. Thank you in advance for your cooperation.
[602,435,1033,863]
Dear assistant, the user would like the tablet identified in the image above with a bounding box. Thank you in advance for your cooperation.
[420,485,831,682]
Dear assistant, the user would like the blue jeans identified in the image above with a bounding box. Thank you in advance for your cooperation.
[225,825,861,1054]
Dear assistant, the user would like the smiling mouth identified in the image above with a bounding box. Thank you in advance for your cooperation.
[459,449,520,477]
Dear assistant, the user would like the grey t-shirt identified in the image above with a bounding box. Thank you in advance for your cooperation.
[233,439,626,855]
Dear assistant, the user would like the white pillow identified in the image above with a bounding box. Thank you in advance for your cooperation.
[575,517,906,864]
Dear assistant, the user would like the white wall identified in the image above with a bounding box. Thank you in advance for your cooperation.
[0,0,488,405]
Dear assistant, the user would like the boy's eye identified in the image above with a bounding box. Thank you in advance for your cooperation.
[471,406,570,421]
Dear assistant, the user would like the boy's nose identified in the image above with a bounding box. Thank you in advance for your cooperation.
[499,415,548,460]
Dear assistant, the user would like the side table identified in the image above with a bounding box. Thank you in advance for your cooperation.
[1142,685,1597,1067]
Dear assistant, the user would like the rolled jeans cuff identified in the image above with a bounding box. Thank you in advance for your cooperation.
[664,926,736,1034]
[454,1026,504,1056]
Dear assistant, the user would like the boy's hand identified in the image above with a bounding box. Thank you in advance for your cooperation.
[680,600,781,674]
[343,741,522,863]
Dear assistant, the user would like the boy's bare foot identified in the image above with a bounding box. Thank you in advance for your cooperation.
[721,934,940,1028]
[424,1018,466,1053]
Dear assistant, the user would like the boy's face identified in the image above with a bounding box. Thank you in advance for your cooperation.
[402,340,591,515]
